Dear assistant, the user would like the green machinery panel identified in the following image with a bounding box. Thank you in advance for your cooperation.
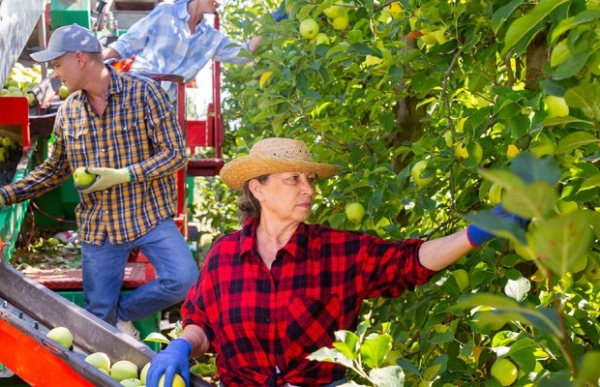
[50,0,92,29]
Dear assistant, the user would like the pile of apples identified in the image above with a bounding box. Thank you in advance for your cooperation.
[0,135,22,185]
[46,326,185,387]
[1,63,42,107]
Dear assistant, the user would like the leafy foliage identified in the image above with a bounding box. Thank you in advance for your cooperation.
[188,0,600,385]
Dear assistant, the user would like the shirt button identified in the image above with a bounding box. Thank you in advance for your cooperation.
[264,317,271,323]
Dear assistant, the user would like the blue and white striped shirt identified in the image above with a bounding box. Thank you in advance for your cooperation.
[109,1,252,96]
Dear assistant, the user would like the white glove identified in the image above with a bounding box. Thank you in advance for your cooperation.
[76,167,131,194]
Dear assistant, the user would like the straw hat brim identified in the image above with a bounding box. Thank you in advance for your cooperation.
[220,155,341,190]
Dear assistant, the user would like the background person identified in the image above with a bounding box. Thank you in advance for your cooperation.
[102,0,286,100]
[0,24,199,338]
[145,137,529,387]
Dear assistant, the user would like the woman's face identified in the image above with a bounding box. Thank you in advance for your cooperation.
[252,171,318,224]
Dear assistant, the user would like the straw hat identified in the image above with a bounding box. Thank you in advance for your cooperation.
[220,138,341,190]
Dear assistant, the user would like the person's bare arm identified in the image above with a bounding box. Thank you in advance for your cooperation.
[102,46,122,61]
[180,324,211,358]
[248,36,263,53]
[418,229,473,271]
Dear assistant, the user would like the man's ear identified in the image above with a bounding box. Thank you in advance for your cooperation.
[74,51,86,66]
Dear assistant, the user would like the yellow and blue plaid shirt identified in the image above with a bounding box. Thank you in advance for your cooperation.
[0,66,186,245]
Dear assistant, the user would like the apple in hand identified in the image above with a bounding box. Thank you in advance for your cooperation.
[73,167,97,187]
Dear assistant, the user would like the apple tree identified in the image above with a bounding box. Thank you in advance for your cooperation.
[190,0,600,385]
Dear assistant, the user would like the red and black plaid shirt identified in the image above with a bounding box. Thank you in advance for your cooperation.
[182,218,436,387]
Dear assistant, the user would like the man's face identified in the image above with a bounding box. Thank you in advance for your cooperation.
[50,52,83,93]
[192,0,220,15]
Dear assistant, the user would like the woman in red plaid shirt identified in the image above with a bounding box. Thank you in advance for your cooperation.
[146,138,528,387]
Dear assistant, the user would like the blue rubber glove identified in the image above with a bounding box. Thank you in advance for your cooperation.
[466,204,530,247]
[146,338,192,387]
[272,1,288,22]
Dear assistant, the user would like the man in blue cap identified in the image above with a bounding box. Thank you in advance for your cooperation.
[0,24,199,338]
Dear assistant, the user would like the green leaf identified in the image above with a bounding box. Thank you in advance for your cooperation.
[492,0,525,34]
[504,181,557,219]
[564,82,600,117]
[453,293,564,339]
[502,0,570,56]
[550,10,600,43]
[579,174,600,192]
[556,131,599,154]
[532,210,594,277]
[307,347,354,369]
[509,152,562,185]
[551,52,591,80]
[359,333,393,369]
[332,330,360,360]
[573,351,600,387]
[504,277,531,302]
[369,366,405,387]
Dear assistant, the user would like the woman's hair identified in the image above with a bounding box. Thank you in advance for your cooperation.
[238,175,269,224]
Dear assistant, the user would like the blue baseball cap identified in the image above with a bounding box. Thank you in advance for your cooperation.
[30,24,101,62]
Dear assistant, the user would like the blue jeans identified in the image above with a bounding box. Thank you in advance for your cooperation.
[81,218,199,324]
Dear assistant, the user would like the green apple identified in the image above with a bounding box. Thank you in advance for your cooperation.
[470,141,483,165]
[110,360,138,382]
[85,352,111,372]
[411,159,434,187]
[507,144,520,159]
[374,217,391,237]
[420,31,438,45]
[556,199,578,214]
[314,33,330,45]
[323,5,343,18]
[58,85,70,99]
[387,2,403,19]
[490,358,518,386]
[570,254,588,274]
[330,13,350,30]
[584,259,600,283]
[432,323,448,333]
[26,92,37,107]
[452,269,470,291]
[488,182,503,205]
[139,362,150,385]
[120,378,142,387]
[345,202,365,223]
[299,18,319,39]
[454,142,469,159]
[46,326,74,349]
[544,95,569,118]
[73,167,97,186]
[158,374,186,387]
